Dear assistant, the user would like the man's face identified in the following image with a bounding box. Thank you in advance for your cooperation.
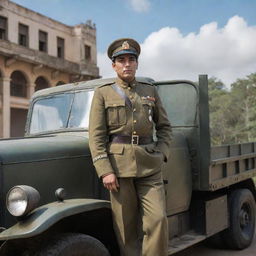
[112,54,138,82]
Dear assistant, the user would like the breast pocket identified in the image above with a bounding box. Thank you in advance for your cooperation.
[142,99,155,112]
[105,100,127,126]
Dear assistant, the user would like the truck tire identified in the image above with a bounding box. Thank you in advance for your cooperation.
[224,189,256,249]
[35,233,110,256]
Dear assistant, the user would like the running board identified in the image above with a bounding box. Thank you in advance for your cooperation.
[168,231,207,255]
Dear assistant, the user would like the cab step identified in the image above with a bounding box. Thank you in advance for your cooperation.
[168,231,206,255]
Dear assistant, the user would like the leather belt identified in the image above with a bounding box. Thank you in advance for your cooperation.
[109,135,153,145]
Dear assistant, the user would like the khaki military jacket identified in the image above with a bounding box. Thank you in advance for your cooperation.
[89,77,172,178]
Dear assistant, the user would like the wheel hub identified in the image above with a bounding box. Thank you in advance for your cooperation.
[240,208,250,228]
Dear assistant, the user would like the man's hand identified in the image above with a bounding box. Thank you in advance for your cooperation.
[102,173,119,192]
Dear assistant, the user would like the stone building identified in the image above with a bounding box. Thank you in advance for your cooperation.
[0,0,99,138]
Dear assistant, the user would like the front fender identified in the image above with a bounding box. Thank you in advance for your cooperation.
[0,198,110,241]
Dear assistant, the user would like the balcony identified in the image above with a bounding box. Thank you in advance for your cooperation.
[0,39,99,77]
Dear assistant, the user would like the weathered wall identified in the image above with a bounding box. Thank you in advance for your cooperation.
[0,0,99,138]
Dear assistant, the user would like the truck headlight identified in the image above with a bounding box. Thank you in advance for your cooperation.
[6,185,40,217]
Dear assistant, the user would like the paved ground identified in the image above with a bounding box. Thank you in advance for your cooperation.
[175,231,256,256]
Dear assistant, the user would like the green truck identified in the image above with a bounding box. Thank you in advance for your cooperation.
[0,75,255,255]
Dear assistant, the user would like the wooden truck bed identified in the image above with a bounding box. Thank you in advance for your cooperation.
[209,142,256,190]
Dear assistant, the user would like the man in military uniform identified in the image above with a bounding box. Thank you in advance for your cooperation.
[89,38,172,256]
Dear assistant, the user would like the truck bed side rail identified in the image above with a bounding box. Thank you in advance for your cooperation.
[209,142,256,190]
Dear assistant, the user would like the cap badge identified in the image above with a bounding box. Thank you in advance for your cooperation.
[122,41,130,50]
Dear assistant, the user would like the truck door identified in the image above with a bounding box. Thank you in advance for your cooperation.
[155,81,198,216]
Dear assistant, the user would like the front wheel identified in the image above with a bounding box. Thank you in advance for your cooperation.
[35,233,110,256]
[224,189,256,249]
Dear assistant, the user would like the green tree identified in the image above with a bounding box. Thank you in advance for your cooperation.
[208,73,256,145]
[230,73,256,142]
[208,77,237,145]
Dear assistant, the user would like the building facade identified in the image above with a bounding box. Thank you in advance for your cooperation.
[0,0,99,138]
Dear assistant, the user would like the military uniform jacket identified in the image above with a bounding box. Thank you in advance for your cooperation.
[89,78,172,178]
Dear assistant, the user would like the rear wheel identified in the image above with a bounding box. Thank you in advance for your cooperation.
[223,189,256,249]
[35,233,110,256]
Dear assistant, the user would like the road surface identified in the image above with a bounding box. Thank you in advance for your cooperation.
[175,231,256,256]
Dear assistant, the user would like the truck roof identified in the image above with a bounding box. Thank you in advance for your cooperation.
[32,77,155,99]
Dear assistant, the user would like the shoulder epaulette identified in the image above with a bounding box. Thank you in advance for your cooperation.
[136,77,155,86]
[139,81,154,86]
[97,81,115,88]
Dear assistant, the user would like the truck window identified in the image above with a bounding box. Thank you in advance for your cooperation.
[68,90,94,128]
[157,82,197,127]
[30,94,73,134]
[29,90,94,134]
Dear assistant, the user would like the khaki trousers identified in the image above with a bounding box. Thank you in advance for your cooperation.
[110,171,168,256]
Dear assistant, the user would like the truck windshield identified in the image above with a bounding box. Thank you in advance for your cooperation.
[29,90,94,134]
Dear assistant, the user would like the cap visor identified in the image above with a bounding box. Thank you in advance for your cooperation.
[112,49,138,58]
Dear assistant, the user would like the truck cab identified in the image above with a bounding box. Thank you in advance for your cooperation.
[0,75,255,255]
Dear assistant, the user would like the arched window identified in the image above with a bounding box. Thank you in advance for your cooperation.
[10,71,27,97]
[56,81,65,86]
[35,76,49,91]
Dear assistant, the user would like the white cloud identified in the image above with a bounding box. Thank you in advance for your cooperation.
[97,52,115,78]
[128,0,151,13]
[98,16,256,87]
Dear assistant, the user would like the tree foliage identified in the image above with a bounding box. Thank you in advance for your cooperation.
[209,73,256,145]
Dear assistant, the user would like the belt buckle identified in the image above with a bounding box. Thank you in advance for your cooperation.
[131,135,139,145]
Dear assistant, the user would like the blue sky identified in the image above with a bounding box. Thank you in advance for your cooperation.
[11,0,256,86]
[12,0,256,52]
